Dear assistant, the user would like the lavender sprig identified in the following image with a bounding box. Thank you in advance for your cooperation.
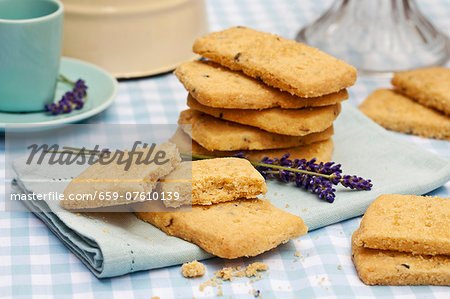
[45,75,88,115]
[184,153,372,203]
[254,155,372,203]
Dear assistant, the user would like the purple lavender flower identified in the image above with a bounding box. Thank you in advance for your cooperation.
[44,76,88,115]
[255,154,372,203]
[340,175,372,190]
[232,152,246,158]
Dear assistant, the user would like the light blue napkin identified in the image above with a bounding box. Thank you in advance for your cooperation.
[11,102,450,278]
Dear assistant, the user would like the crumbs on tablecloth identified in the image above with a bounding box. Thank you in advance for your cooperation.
[216,285,223,296]
[198,262,269,295]
[245,262,269,277]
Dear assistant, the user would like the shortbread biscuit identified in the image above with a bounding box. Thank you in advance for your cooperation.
[135,198,308,259]
[160,158,267,208]
[193,26,357,97]
[355,194,450,256]
[187,94,341,136]
[179,109,334,151]
[392,67,450,115]
[174,60,348,109]
[62,142,181,210]
[170,127,334,162]
[359,89,450,140]
[351,229,450,286]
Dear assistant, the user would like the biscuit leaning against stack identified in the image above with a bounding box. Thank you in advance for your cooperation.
[136,157,308,259]
[352,194,450,286]
[359,67,450,140]
[172,27,357,162]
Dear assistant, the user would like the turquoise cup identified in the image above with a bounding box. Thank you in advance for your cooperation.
[0,0,63,112]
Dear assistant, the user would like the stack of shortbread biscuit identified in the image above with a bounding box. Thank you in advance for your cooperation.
[352,194,450,286]
[360,67,450,140]
[171,27,357,162]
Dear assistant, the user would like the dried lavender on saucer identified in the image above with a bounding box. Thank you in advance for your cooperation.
[45,75,88,115]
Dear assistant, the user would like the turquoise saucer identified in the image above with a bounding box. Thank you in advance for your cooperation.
[0,57,118,131]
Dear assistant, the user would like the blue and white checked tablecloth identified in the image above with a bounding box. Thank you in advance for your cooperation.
[1,0,449,298]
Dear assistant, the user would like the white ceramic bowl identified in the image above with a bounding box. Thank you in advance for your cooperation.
[61,0,208,78]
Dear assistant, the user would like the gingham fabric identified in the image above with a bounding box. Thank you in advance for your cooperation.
[1,0,449,298]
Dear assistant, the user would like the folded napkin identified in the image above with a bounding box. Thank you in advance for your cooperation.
[12,102,450,278]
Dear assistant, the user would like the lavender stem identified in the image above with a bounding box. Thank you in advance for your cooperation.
[58,74,75,85]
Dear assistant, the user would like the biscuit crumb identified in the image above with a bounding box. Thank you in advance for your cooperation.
[245,262,269,277]
[294,251,300,257]
[302,208,308,212]
[76,213,81,216]
[337,265,342,270]
[235,270,245,277]
[199,278,217,291]
[293,258,298,262]
[103,228,109,233]
[182,260,206,278]
[285,204,290,208]
[215,267,235,281]
[216,285,223,296]
[150,297,160,299]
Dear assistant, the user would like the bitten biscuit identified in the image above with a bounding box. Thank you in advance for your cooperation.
[355,194,450,256]
[160,158,267,208]
[135,198,308,259]
[62,142,181,210]
[169,127,334,163]
[179,109,334,151]
[187,94,341,136]
[174,60,348,109]
[392,67,450,115]
[351,229,450,286]
[193,26,357,97]
[359,89,450,140]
